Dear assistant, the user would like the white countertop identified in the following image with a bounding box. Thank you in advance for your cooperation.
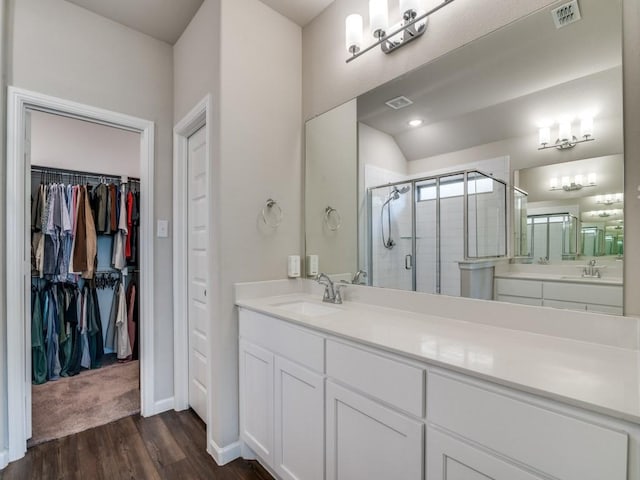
[237,293,640,424]
[494,272,623,286]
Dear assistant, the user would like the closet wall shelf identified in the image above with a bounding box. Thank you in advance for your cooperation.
[31,165,140,183]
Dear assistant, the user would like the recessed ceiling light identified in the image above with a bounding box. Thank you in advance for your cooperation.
[408,119,423,127]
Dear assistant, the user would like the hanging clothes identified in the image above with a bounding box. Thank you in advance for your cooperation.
[115,282,132,360]
[125,280,137,362]
[31,288,47,385]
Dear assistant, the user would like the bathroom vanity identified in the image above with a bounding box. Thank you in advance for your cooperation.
[236,280,640,480]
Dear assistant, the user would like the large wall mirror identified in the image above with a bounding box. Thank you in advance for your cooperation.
[305,0,624,314]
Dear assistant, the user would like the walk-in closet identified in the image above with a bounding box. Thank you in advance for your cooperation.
[27,111,142,445]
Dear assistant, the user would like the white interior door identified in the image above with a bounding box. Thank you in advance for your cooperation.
[187,125,209,422]
[25,110,32,439]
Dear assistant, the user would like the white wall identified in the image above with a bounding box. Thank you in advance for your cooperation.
[2,0,175,452]
[174,0,302,451]
[30,111,141,177]
[303,0,640,316]
[0,0,7,462]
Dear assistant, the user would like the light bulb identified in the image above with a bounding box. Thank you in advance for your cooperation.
[596,195,603,203]
[400,0,421,19]
[549,177,558,189]
[558,120,572,142]
[605,194,612,203]
[580,116,594,138]
[587,173,596,185]
[539,127,551,146]
[345,14,363,54]
[562,176,571,187]
[369,0,388,38]
[574,174,583,186]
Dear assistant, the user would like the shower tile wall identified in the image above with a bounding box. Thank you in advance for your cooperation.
[467,186,507,258]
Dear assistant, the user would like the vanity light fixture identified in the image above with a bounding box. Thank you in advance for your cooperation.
[538,115,595,150]
[596,193,623,205]
[345,0,456,63]
[408,119,423,127]
[549,173,596,192]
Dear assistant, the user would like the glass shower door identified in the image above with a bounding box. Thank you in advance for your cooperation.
[369,183,413,290]
[415,178,437,294]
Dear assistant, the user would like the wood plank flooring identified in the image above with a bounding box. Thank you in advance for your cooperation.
[0,410,273,480]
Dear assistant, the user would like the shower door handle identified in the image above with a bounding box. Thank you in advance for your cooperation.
[405,254,413,270]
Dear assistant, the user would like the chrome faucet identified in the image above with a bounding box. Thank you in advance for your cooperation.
[352,270,368,285]
[582,259,601,278]
[316,273,345,304]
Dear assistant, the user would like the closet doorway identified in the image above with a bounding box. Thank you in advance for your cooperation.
[6,87,155,463]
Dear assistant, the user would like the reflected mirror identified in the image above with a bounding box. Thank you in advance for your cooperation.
[305,0,624,314]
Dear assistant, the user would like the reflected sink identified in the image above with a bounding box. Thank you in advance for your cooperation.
[273,301,340,317]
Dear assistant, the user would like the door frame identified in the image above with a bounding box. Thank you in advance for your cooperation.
[5,86,156,462]
[172,95,212,422]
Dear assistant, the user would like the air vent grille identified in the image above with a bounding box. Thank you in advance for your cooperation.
[385,95,413,110]
[551,0,582,28]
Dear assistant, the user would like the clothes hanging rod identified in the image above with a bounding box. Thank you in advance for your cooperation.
[31,165,140,183]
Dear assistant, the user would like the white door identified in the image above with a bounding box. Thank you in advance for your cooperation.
[426,427,544,480]
[25,110,33,439]
[239,340,274,463]
[274,356,324,480]
[187,125,209,422]
[326,381,423,480]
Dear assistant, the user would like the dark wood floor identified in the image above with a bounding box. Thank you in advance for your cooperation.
[0,410,273,480]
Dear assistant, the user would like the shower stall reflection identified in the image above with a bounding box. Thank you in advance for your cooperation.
[367,170,506,296]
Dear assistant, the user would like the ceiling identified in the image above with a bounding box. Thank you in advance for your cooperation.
[259,0,335,26]
[65,0,333,44]
[357,0,623,162]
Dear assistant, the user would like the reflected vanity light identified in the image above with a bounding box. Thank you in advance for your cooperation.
[345,0,455,63]
[549,173,596,191]
[596,193,623,205]
[538,115,595,150]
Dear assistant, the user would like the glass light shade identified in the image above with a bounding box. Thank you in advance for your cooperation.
[580,116,594,138]
[561,176,571,187]
[400,0,421,16]
[369,0,388,37]
[605,194,613,203]
[617,193,623,202]
[587,173,597,185]
[596,195,603,203]
[558,121,572,142]
[549,177,558,189]
[539,127,551,146]
[574,174,583,186]
[345,14,363,53]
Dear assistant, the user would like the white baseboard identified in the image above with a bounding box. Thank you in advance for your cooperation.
[207,438,241,466]
[153,397,174,415]
[1,449,9,470]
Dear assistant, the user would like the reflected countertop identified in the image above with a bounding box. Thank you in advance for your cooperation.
[237,293,640,424]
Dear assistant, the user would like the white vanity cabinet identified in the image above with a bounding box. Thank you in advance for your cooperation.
[495,277,623,314]
[239,310,325,480]
[325,340,425,480]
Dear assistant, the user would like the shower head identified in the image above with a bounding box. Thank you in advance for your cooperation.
[389,185,411,200]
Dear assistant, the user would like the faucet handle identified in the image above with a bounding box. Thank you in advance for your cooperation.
[335,283,347,304]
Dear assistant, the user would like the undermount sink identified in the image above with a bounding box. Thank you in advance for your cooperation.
[273,301,340,317]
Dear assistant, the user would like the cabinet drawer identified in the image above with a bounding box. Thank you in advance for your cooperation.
[543,282,622,306]
[496,294,542,307]
[427,372,627,480]
[327,340,424,417]
[494,279,542,298]
[239,309,324,372]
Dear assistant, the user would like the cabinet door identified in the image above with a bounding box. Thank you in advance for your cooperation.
[239,340,274,463]
[326,381,423,480]
[427,427,543,480]
[274,356,324,480]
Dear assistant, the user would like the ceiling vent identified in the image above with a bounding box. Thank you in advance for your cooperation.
[385,95,413,110]
[551,0,582,29]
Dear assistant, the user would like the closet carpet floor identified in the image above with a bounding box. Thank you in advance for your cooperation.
[1,409,273,480]
[29,359,140,446]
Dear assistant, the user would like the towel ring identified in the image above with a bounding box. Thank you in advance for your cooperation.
[262,198,283,228]
[324,206,342,231]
